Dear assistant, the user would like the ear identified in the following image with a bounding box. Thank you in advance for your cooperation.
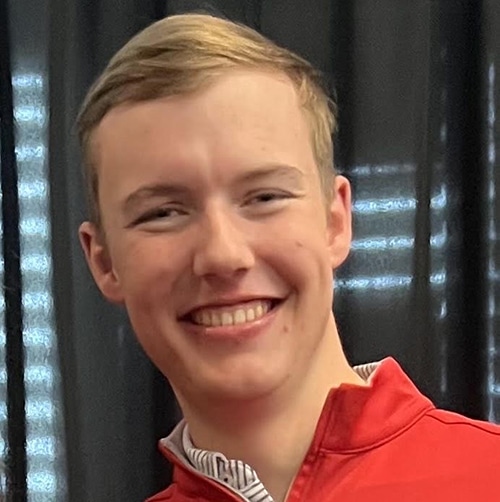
[327,175,352,270]
[78,221,124,304]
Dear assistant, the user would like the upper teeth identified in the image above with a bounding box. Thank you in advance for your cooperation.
[192,300,271,327]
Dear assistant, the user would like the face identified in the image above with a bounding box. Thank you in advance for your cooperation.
[80,70,352,408]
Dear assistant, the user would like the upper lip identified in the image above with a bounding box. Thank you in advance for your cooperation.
[179,295,284,318]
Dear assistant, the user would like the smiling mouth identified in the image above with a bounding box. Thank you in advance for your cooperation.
[184,299,281,328]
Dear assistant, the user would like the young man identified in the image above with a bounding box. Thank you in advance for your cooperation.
[77,13,500,502]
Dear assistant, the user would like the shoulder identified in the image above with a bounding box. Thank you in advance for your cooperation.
[422,407,500,439]
[400,407,500,470]
[420,407,500,449]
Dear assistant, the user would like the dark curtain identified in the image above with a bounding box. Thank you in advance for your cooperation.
[2,0,499,500]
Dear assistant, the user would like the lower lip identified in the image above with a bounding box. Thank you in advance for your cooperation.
[181,302,281,342]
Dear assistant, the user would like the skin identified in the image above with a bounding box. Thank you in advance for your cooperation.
[80,69,366,502]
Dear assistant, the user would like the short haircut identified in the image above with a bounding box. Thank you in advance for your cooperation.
[77,13,337,226]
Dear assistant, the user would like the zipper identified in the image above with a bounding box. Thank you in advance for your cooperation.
[161,441,252,501]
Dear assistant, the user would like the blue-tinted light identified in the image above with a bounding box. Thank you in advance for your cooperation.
[12,73,44,89]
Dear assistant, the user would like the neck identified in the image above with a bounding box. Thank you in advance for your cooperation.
[179,326,366,502]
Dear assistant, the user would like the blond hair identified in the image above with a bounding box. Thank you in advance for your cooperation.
[77,13,337,225]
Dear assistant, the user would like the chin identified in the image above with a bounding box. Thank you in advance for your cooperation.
[197,371,285,404]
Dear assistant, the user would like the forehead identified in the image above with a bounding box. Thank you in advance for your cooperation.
[93,69,316,191]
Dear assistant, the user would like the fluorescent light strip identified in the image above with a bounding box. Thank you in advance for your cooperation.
[351,231,447,251]
[353,186,447,214]
[335,271,446,290]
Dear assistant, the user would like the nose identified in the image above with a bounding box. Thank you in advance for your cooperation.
[192,206,255,279]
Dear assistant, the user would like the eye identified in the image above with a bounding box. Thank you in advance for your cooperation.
[241,190,295,217]
[247,191,290,204]
[133,205,188,226]
[153,207,184,219]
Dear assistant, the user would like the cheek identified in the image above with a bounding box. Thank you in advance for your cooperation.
[264,235,332,294]
[110,236,185,295]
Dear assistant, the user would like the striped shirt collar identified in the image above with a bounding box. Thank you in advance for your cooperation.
[180,360,381,502]
[182,426,273,502]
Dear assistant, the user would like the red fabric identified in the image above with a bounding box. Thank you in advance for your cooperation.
[147,358,500,501]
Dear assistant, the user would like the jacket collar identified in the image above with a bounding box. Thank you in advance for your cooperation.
[311,357,434,453]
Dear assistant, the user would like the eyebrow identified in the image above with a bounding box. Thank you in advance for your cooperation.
[121,163,305,213]
[235,164,306,185]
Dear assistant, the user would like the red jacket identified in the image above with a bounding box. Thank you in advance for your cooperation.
[148,358,500,501]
